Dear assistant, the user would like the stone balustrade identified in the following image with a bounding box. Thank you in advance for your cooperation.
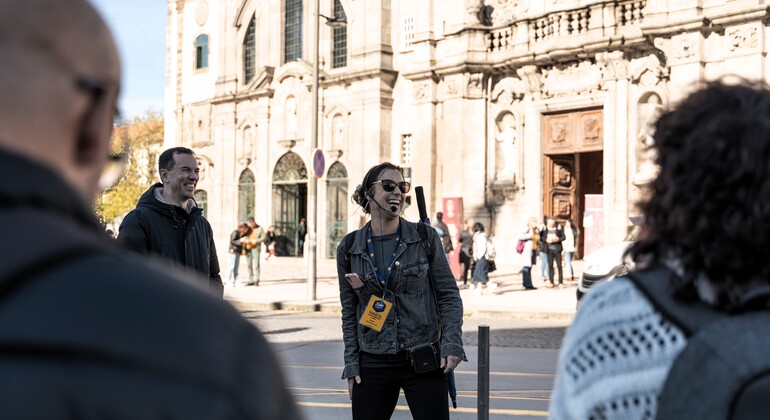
[486,0,646,53]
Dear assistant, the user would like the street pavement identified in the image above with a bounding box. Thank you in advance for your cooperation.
[225,254,580,320]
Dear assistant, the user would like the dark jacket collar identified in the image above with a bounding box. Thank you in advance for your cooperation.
[136,183,201,219]
[0,148,102,233]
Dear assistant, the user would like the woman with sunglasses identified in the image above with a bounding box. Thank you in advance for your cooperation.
[337,162,466,420]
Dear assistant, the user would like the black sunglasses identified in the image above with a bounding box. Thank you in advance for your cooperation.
[373,180,410,194]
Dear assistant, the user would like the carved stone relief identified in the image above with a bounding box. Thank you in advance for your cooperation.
[596,51,628,82]
[485,0,528,26]
[630,54,668,88]
[465,73,484,98]
[542,61,603,98]
[465,0,485,24]
[239,125,255,164]
[490,77,525,106]
[195,155,213,182]
[516,65,543,97]
[552,194,572,218]
[726,23,762,54]
[414,81,431,101]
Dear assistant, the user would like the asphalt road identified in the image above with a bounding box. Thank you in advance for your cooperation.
[242,310,570,419]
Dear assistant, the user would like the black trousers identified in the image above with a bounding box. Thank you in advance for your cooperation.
[547,250,563,284]
[459,252,471,285]
[353,352,449,420]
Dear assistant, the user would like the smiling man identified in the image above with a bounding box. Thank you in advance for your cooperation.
[119,147,224,296]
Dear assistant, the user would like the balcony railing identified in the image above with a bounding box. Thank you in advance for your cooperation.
[487,0,646,53]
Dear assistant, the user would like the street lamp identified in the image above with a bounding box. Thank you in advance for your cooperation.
[308,1,347,300]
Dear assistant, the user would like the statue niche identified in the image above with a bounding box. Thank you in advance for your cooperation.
[494,111,518,181]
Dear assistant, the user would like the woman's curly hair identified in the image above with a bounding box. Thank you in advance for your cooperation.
[351,162,402,214]
[628,80,770,309]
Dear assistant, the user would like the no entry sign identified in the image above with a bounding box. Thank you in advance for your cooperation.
[313,149,325,179]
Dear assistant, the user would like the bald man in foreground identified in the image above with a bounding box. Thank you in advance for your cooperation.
[0,1,301,418]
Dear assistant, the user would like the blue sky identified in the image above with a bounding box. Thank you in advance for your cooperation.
[90,0,167,120]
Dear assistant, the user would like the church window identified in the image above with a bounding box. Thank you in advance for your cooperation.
[285,0,303,62]
[243,17,256,83]
[195,34,209,69]
[332,0,347,68]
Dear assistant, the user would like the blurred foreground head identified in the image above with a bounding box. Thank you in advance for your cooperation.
[0,0,120,203]
[629,80,770,308]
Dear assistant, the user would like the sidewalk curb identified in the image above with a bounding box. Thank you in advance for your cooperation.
[229,299,575,320]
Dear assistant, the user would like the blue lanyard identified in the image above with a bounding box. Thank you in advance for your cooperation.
[366,226,401,289]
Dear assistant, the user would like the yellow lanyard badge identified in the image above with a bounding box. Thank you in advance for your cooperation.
[359,295,393,332]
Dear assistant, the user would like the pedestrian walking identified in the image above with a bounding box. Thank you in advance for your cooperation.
[537,218,550,283]
[0,0,299,416]
[337,162,465,420]
[519,217,538,290]
[457,218,474,288]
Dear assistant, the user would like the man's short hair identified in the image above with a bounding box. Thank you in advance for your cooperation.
[158,147,195,173]
[436,212,443,219]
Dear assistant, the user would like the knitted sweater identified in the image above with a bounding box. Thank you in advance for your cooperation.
[549,277,687,419]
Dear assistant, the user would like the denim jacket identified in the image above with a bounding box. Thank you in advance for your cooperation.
[337,218,465,379]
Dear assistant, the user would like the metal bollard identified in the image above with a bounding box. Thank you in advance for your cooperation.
[478,325,490,420]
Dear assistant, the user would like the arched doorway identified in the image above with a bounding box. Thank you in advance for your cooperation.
[272,152,307,256]
[326,162,348,258]
[238,169,255,224]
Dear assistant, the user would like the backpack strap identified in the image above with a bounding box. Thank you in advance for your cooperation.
[625,265,724,336]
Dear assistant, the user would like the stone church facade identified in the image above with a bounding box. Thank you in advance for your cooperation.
[165,0,770,266]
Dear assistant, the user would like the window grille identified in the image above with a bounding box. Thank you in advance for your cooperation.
[401,134,413,166]
[401,15,415,52]
[332,0,347,68]
[243,18,256,83]
[285,0,303,63]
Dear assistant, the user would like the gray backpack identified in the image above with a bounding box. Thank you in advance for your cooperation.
[627,266,770,420]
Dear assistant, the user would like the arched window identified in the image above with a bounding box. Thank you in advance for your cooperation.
[284,0,303,62]
[243,17,256,83]
[272,152,308,256]
[332,0,347,68]
[194,190,208,218]
[238,169,255,223]
[326,162,348,258]
[195,34,209,69]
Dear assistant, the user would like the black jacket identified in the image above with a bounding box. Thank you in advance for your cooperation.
[0,149,300,419]
[229,229,245,254]
[543,225,565,253]
[119,184,223,296]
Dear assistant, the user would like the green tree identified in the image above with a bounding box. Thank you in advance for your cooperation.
[95,112,164,225]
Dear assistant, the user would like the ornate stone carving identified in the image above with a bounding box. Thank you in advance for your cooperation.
[726,24,761,53]
[490,77,525,105]
[465,73,484,98]
[465,0,484,24]
[674,38,696,59]
[485,0,528,26]
[414,81,430,101]
[596,51,628,81]
[552,194,572,218]
[542,61,602,98]
[487,181,521,205]
[630,54,668,88]
[515,65,542,96]
[331,114,346,149]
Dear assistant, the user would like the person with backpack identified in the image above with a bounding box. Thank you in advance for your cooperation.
[337,162,465,420]
[550,81,770,419]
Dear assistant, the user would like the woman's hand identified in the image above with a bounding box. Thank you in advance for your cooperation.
[347,375,361,399]
[441,355,462,373]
